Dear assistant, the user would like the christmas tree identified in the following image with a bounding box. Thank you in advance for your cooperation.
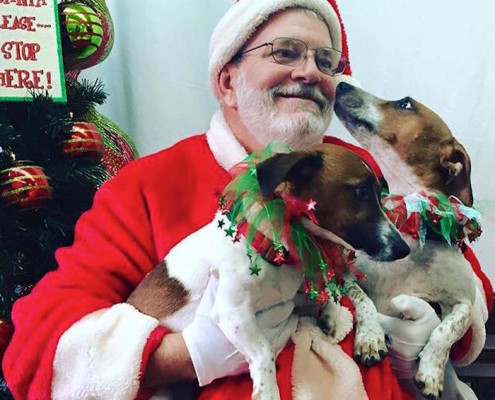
[0,1,137,397]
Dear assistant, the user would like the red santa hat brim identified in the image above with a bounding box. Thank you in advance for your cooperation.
[208,0,356,98]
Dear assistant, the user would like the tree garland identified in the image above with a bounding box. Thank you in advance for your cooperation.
[218,144,363,304]
[382,190,482,248]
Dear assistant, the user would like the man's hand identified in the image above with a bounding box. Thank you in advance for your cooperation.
[378,295,441,379]
[182,276,298,386]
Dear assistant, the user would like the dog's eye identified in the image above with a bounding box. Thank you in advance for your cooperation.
[352,185,373,201]
[396,97,413,110]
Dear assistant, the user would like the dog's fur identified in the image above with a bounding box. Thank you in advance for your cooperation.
[335,82,478,400]
[127,143,409,400]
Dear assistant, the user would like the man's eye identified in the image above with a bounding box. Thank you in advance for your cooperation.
[317,58,332,70]
[352,186,373,201]
[396,97,413,110]
[273,48,299,61]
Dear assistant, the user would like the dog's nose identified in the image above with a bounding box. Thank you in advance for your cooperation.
[336,81,355,95]
[392,238,410,260]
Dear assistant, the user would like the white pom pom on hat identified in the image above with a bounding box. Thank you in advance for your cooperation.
[208,0,357,99]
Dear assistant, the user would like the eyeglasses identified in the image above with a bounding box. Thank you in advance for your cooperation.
[233,37,348,76]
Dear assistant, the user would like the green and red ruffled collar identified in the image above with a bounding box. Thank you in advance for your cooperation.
[217,144,363,304]
[382,191,482,248]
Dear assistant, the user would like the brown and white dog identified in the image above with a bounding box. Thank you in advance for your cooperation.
[127,144,409,400]
[335,82,482,400]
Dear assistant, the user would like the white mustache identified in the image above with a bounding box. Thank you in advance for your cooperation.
[271,85,329,111]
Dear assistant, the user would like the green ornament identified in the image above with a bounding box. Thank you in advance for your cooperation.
[59,2,104,61]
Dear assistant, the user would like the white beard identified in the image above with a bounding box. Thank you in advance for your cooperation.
[234,71,333,150]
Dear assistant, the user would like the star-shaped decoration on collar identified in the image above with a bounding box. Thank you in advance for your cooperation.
[217,219,226,229]
[250,264,262,276]
[307,199,317,211]
[224,225,235,237]
[249,166,257,177]
[233,232,241,243]
[273,251,286,265]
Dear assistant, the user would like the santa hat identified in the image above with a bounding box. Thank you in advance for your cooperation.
[208,0,356,98]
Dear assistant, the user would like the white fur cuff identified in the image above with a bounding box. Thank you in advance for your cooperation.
[52,303,160,400]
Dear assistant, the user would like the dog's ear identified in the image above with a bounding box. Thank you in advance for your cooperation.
[256,152,324,197]
[440,142,473,206]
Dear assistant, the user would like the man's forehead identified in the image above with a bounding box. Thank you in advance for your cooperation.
[245,8,332,48]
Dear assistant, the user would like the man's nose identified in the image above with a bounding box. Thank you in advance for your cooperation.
[290,51,322,84]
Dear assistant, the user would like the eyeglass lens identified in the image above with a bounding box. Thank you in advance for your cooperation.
[271,38,345,75]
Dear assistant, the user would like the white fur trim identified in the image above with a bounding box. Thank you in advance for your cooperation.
[52,303,159,400]
[209,0,344,98]
[206,111,248,170]
[291,317,368,400]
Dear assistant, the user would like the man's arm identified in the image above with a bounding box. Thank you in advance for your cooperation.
[143,332,196,387]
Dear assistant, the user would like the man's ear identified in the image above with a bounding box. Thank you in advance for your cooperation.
[256,152,324,197]
[440,142,473,206]
[217,64,237,108]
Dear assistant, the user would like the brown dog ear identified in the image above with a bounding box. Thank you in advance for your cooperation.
[440,143,473,206]
[256,152,323,197]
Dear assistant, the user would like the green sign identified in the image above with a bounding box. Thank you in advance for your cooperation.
[0,0,66,102]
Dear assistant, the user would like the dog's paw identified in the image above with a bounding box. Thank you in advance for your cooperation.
[318,301,353,342]
[414,357,445,400]
[353,322,387,366]
[252,380,281,400]
[319,304,339,338]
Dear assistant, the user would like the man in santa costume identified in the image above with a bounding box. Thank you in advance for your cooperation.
[3,1,492,399]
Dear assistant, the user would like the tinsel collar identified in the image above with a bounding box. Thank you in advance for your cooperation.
[382,191,482,248]
[218,144,364,304]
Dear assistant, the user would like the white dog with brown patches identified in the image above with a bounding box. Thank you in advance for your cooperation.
[127,144,410,400]
[335,82,488,400]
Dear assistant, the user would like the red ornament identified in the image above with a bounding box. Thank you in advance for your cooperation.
[0,161,52,209]
[62,122,104,158]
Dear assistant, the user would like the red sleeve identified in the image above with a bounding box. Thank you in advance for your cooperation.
[2,160,160,400]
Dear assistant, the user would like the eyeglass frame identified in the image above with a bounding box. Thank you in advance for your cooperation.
[231,37,348,76]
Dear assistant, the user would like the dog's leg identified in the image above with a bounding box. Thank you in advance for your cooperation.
[319,297,341,338]
[415,302,472,400]
[211,275,282,400]
[346,282,388,366]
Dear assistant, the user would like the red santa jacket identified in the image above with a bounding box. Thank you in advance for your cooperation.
[3,112,492,400]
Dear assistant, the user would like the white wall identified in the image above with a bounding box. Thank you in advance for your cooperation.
[82,0,495,283]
